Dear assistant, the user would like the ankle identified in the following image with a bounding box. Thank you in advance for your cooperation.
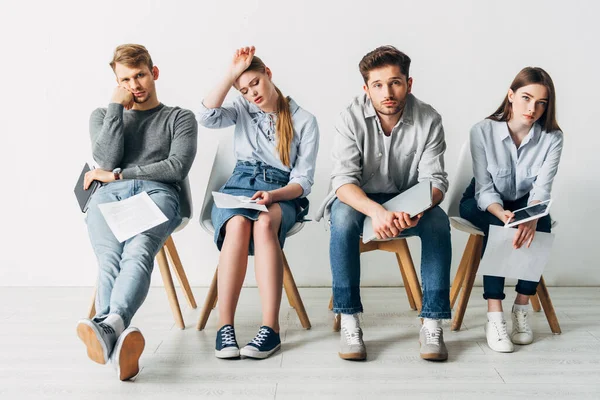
[341,313,360,331]
[104,313,125,337]
[487,311,505,323]
[512,303,529,313]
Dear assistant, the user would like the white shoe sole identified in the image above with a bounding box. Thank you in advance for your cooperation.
[240,343,281,359]
[215,347,240,359]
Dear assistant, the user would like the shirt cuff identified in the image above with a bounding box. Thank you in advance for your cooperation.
[528,190,551,205]
[477,192,503,212]
[288,177,312,198]
[331,176,360,194]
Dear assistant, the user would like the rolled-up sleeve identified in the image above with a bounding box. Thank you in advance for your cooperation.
[471,124,503,211]
[418,114,449,196]
[331,112,362,193]
[528,132,563,204]
[196,100,238,128]
[289,116,320,197]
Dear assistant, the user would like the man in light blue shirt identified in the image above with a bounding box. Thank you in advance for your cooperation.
[316,46,452,361]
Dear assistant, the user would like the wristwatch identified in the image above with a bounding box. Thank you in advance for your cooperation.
[112,168,122,181]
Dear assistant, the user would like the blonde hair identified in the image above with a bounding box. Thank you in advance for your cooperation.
[110,44,154,72]
[245,56,294,167]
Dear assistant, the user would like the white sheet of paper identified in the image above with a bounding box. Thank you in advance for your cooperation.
[478,225,555,281]
[212,191,268,212]
[98,191,169,243]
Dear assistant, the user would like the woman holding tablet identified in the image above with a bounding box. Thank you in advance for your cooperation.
[197,46,319,360]
[459,67,564,353]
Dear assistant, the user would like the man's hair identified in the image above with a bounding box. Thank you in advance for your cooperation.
[359,45,411,83]
[110,44,154,71]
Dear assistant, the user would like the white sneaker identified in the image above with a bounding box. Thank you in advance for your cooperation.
[511,308,534,345]
[485,319,514,353]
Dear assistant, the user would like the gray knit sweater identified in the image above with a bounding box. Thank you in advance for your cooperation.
[89,103,198,189]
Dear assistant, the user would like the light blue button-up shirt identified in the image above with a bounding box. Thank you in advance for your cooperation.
[197,96,320,197]
[470,119,564,211]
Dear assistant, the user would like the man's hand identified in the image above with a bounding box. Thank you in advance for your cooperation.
[251,190,273,206]
[393,212,422,231]
[513,219,537,249]
[111,86,134,110]
[372,207,400,239]
[83,169,116,190]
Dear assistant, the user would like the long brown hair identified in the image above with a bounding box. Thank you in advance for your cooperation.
[244,56,294,167]
[488,67,561,132]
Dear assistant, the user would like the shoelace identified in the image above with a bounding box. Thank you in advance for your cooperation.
[249,327,270,347]
[424,327,442,346]
[99,323,115,335]
[492,320,510,341]
[514,310,530,333]
[343,327,363,346]
[220,326,237,346]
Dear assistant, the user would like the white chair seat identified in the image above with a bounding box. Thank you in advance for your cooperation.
[449,216,485,236]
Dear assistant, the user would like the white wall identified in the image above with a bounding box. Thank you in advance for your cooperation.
[1,0,598,287]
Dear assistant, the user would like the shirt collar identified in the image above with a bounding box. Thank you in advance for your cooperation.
[498,121,541,145]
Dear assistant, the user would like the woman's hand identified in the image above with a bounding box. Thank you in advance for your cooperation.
[251,190,273,206]
[513,219,538,249]
[230,46,255,81]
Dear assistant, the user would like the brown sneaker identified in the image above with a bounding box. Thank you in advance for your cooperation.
[111,327,145,381]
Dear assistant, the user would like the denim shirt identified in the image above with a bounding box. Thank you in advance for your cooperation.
[316,93,449,222]
[197,96,319,197]
[470,119,564,211]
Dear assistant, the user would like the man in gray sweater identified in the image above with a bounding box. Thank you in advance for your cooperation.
[77,44,197,381]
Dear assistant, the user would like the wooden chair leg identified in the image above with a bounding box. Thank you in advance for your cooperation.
[88,286,97,319]
[333,313,341,332]
[536,276,561,334]
[396,252,417,311]
[197,266,219,331]
[395,239,423,311]
[328,295,334,311]
[212,294,218,309]
[156,247,185,329]
[164,236,197,309]
[282,252,311,329]
[530,293,542,312]
[283,275,297,309]
[451,236,483,331]
[450,235,477,309]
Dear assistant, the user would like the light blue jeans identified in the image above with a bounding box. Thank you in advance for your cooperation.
[86,180,181,327]
[329,194,452,319]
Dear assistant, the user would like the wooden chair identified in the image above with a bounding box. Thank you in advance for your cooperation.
[329,237,423,332]
[446,142,561,334]
[196,134,311,331]
[88,177,197,330]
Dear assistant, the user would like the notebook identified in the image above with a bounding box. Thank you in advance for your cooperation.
[74,163,100,213]
[362,181,432,243]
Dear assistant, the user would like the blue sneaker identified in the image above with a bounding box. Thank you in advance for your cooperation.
[215,324,240,359]
[240,326,281,359]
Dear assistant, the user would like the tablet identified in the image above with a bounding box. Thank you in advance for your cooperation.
[504,199,552,228]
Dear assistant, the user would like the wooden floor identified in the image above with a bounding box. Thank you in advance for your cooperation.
[1,286,599,399]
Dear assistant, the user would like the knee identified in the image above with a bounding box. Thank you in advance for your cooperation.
[225,216,252,236]
[254,212,278,235]
[330,200,363,234]
[420,206,450,233]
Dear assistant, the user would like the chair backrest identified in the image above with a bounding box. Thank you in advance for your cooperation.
[174,176,193,232]
[446,141,473,218]
[199,132,236,234]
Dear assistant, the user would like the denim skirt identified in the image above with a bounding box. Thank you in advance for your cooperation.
[211,161,309,255]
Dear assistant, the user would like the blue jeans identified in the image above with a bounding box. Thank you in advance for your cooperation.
[86,180,182,327]
[329,194,452,319]
[459,178,552,300]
